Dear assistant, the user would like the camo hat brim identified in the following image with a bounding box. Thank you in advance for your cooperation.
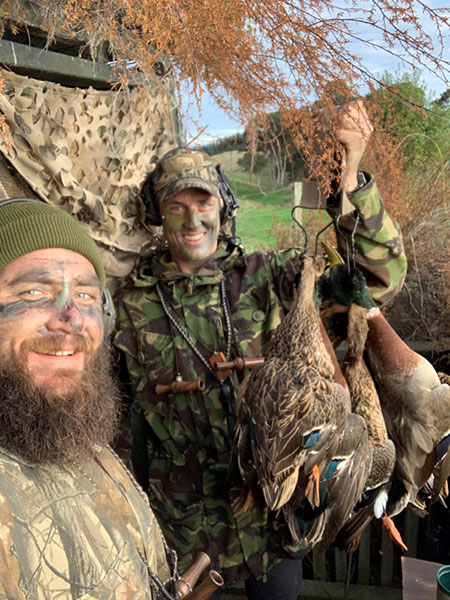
[152,148,220,205]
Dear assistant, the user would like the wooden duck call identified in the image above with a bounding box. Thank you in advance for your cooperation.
[177,552,211,598]
[213,356,264,378]
[155,380,205,395]
[183,570,224,600]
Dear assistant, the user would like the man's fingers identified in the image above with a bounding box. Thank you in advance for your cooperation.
[339,99,373,141]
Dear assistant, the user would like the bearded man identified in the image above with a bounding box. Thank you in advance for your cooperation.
[0,198,171,599]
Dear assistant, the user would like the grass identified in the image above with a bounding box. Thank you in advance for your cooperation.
[214,150,332,252]
[232,179,297,251]
[214,151,298,251]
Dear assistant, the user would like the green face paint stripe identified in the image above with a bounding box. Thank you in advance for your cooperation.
[55,280,70,308]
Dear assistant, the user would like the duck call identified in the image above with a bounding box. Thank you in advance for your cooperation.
[155,380,205,395]
[183,569,224,600]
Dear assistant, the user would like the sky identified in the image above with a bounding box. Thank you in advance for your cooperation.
[181,2,450,145]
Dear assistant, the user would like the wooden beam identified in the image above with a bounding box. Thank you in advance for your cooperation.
[358,526,371,585]
[0,39,114,88]
[300,580,401,599]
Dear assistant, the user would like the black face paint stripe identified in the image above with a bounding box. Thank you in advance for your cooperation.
[0,298,53,316]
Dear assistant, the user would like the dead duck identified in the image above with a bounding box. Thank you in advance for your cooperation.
[343,303,396,511]
[335,302,405,550]
[308,411,373,551]
[233,255,350,527]
[322,263,450,515]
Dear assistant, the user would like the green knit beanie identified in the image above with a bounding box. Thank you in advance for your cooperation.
[0,199,105,288]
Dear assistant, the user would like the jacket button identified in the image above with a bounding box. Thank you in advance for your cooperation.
[252,310,265,322]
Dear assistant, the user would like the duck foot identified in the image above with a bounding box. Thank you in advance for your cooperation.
[344,532,362,554]
[305,464,321,508]
[382,517,408,552]
[233,489,255,517]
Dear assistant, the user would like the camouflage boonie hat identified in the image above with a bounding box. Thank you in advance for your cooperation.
[152,147,221,204]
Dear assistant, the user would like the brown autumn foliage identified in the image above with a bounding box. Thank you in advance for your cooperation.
[1,0,449,189]
[358,91,450,344]
[269,84,450,344]
[1,1,449,344]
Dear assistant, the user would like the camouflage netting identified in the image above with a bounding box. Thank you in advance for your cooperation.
[0,69,179,286]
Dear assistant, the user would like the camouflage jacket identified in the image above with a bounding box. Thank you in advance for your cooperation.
[0,445,170,599]
[114,177,406,585]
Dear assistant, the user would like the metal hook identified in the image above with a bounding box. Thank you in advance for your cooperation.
[334,215,351,275]
[350,212,360,270]
[334,212,361,273]
[291,205,308,254]
[314,218,334,257]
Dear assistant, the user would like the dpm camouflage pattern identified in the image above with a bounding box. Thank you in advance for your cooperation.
[330,175,407,303]
[114,177,407,585]
[0,445,170,599]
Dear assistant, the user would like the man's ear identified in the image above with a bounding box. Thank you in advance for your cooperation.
[141,172,163,227]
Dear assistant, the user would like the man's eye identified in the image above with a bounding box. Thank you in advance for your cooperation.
[75,291,96,302]
[200,200,214,210]
[22,289,44,299]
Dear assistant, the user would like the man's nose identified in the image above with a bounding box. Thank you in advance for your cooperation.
[45,303,84,334]
[184,208,202,229]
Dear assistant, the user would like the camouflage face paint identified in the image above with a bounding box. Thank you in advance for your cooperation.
[55,279,70,308]
[0,297,53,317]
[0,250,104,387]
[160,189,221,273]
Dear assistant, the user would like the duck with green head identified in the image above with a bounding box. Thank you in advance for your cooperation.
[322,262,450,517]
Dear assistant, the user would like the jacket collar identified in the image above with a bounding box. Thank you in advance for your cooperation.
[133,240,245,287]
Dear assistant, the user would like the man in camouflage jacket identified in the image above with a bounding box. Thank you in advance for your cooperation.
[0,199,170,599]
[114,106,407,599]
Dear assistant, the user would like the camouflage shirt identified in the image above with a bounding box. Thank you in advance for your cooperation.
[114,177,406,585]
[0,445,170,599]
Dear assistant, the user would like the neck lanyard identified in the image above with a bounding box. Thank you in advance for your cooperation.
[156,279,233,378]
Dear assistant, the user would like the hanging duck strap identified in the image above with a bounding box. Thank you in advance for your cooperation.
[155,280,235,415]
[143,546,179,600]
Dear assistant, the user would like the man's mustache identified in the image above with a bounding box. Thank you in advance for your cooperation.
[20,334,93,356]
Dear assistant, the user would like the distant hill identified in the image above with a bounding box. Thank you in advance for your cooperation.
[211,150,246,172]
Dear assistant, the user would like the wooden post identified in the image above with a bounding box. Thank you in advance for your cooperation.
[357,528,371,585]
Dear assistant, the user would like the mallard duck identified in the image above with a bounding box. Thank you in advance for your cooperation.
[286,325,370,548]
[322,263,450,516]
[333,302,404,550]
[308,411,373,551]
[233,255,351,530]
[343,303,395,507]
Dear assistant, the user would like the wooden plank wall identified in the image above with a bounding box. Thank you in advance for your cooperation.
[224,503,450,598]
[300,502,450,599]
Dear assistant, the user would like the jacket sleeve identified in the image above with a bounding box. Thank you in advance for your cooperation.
[0,498,26,600]
[329,174,407,305]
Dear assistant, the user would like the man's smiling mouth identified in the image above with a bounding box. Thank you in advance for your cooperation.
[41,350,75,356]
[183,232,205,242]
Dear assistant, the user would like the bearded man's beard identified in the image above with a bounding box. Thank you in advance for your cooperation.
[0,335,120,466]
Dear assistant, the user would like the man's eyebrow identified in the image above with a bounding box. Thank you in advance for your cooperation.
[73,275,102,290]
[8,270,56,287]
[8,270,101,289]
